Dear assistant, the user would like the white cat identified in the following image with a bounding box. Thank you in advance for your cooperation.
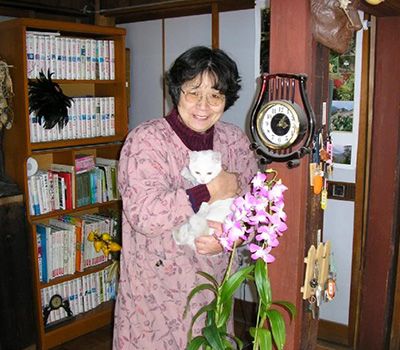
[173,150,234,250]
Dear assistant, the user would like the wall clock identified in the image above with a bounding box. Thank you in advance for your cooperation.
[249,73,315,168]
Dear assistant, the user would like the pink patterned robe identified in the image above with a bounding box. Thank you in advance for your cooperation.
[113,117,258,349]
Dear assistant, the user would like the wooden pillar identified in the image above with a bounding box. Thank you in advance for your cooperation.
[267,0,326,348]
[211,2,219,49]
[94,0,115,26]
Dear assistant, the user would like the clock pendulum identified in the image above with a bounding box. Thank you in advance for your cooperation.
[249,73,316,168]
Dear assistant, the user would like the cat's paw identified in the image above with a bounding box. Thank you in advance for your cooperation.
[172,226,188,245]
[181,167,198,185]
[198,202,210,215]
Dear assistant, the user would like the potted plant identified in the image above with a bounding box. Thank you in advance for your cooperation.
[185,169,296,350]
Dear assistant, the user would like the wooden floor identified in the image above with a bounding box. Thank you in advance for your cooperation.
[48,321,254,350]
[25,323,349,350]
[23,301,349,350]
[51,325,113,350]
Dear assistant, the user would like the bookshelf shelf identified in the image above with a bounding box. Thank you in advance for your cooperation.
[31,136,124,151]
[45,301,114,348]
[41,260,116,288]
[0,18,127,349]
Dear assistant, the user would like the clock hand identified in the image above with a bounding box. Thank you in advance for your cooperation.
[277,117,289,129]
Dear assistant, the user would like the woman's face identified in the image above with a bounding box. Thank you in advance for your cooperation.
[177,72,226,133]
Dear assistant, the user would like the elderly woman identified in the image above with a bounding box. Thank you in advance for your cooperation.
[113,46,258,349]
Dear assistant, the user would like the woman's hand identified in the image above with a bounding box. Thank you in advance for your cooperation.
[207,169,240,204]
[195,220,245,255]
[195,221,224,255]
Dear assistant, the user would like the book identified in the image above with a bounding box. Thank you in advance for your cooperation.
[75,154,95,174]
[95,157,119,200]
[36,223,50,283]
[48,218,77,275]
[50,163,75,209]
[58,214,84,273]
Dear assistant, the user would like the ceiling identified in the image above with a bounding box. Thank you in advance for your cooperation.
[0,0,398,24]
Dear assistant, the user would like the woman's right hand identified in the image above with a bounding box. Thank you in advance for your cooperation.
[207,169,240,203]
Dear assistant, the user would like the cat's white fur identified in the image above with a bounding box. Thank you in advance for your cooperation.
[173,150,234,250]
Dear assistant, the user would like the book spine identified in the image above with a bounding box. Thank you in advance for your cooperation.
[109,97,115,136]
[26,33,35,78]
[55,36,62,79]
[50,35,57,76]
[66,37,72,80]
[38,35,46,75]
[97,40,105,80]
[104,40,110,80]
[44,36,51,74]
[90,39,97,80]
[109,40,115,80]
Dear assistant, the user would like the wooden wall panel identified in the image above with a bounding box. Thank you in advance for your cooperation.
[357,16,400,349]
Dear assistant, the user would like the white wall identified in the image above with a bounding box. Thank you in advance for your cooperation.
[164,14,212,112]
[220,10,256,130]
[319,25,364,325]
[319,200,354,324]
[119,8,257,132]
[120,20,164,129]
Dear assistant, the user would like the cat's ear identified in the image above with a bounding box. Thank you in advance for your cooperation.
[213,151,222,163]
[189,151,199,162]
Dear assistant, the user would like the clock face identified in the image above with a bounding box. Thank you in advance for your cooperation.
[256,100,305,150]
[50,294,63,310]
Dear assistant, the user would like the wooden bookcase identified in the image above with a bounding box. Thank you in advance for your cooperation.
[0,18,127,349]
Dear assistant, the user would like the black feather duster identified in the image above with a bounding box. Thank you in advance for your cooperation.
[29,70,73,129]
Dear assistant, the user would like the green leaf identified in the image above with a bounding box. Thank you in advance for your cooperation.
[273,301,297,319]
[187,336,207,350]
[248,326,257,337]
[203,324,225,350]
[222,338,235,349]
[216,296,233,329]
[184,283,217,318]
[197,271,220,289]
[206,309,216,327]
[188,301,217,341]
[255,259,272,307]
[249,327,272,350]
[220,265,254,303]
[266,309,286,350]
[256,328,272,350]
[223,332,244,350]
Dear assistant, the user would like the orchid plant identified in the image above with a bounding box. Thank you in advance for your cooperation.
[185,169,296,350]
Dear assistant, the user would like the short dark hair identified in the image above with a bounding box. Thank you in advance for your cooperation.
[166,46,241,111]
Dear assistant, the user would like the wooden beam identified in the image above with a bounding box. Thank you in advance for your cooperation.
[104,0,254,24]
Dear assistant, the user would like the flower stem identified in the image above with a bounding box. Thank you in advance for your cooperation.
[222,240,238,284]
[253,298,264,349]
[216,241,238,325]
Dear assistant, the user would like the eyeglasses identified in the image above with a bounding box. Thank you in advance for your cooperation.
[180,88,225,107]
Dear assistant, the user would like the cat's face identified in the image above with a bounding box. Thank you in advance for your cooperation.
[188,150,222,184]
